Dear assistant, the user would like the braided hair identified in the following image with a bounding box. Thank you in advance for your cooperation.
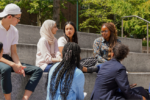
[101,22,118,48]
[50,42,81,100]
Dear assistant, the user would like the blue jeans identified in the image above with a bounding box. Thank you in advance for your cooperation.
[44,63,53,72]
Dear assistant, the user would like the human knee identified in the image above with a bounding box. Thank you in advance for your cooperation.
[136,86,145,91]
[1,65,11,75]
[35,67,43,75]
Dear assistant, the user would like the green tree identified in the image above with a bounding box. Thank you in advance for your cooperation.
[0,0,53,26]
[80,0,150,39]
[108,0,149,38]
[79,0,112,33]
[0,0,76,26]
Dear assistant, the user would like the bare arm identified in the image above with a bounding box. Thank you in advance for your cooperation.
[11,44,21,65]
[58,46,64,58]
[10,44,26,76]
[0,57,15,67]
[0,45,20,67]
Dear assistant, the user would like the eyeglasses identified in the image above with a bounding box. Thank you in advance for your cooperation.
[13,16,21,20]
[11,15,21,20]
[100,30,109,34]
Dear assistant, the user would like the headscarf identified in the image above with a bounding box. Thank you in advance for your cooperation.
[40,20,56,54]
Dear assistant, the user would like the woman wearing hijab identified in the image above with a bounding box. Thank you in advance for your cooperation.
[36,20,62,72]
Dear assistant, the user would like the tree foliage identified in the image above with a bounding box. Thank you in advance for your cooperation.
[0,0,76,26]
[80,0,150,38]
[79,0,112,32]
[0,0,53,25]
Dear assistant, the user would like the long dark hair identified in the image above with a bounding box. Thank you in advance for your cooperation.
[63,21,78,44]
[50,42,81,100]
[101,22,118,48]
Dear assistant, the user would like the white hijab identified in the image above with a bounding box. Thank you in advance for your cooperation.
[40,20,56,54]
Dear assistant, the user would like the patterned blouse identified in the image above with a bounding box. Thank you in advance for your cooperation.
[93,37,121,63]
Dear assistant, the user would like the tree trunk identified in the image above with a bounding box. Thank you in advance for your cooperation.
[53,0,60,28]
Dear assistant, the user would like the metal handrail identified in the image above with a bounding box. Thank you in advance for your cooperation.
[121,15,149,54]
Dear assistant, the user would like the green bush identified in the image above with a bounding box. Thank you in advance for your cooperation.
[142,40,150,46]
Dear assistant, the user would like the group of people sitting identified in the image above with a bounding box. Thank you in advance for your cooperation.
[0,3,149,100]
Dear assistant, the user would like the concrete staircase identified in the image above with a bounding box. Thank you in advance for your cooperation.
[0,24,149,100]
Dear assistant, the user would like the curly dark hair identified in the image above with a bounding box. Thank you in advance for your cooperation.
[50,42,81,100]
[113,43,129,61]
[63,21,78,44]
[101,22,118,48]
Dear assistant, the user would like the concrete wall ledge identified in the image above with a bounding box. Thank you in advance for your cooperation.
[0,72,149,100]
[0,73,97,100]
[17,43,150,72]
[16,24,142,52]
[122,52,150,72]
[128,72,150,89]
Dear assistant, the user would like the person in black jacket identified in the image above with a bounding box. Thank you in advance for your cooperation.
[91,43,149,100]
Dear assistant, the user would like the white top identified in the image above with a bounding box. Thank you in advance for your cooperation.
[36,37,61,71]
[58,36,67,47]
[0,23,18,55]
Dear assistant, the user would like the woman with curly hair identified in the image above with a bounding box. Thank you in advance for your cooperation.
[46,42,85,100]
[91,22,121,72]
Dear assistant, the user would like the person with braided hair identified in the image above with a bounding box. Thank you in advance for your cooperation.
[92,22,121,72]
[46,42,84,100]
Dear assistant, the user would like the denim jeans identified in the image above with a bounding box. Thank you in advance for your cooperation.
[0,54,43,94]
[44,63,53,72]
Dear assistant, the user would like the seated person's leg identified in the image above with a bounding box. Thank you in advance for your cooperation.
[44,63,53,72]
[0,62,12,100]
[132,87,150,99]
[21,63,43,100]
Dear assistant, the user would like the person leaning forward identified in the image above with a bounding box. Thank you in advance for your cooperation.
[0,3,43,100]
[91,43,149,100]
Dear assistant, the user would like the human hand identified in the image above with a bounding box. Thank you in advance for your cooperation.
[59,58,62,62]
[142,96,146,100]
[19,69,25,77]
[130,83,137,88]
[12,64,26,77]
[57,56,62,62]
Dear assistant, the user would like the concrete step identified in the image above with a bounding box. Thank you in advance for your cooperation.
[0,72,149,100]
[17,43,150,72]
[127,72,150,89]
[17,43,93,66]
[122,52,150,72]
[16,24,142,52]
[142,50,150,53]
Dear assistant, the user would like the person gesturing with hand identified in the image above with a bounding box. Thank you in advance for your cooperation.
[0,3,43,100]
